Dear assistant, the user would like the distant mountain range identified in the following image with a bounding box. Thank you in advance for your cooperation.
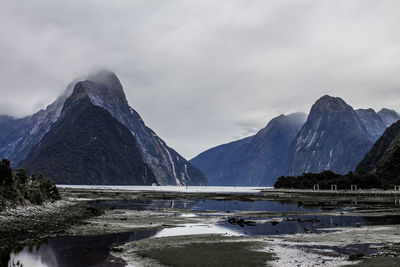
[287,95,399,176]
[2,73,399,187]
[191,95,399,186]
[1,70,207,186]
[190,113,307,186]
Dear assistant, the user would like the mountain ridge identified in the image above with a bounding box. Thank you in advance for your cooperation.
[190,112,307,186]
[287,95,398,176]
[1,70,207,186]
[19,85,157,185]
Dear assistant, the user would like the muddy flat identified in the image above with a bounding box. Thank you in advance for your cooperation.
[3,186,400,266]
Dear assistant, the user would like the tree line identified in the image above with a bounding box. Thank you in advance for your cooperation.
[0,159,60,208]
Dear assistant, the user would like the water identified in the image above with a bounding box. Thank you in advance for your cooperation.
[91,199,320,213]
[4,230,157,267]
[58,185,266,193]
[5,198,400,266]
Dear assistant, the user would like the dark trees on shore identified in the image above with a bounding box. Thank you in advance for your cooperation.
[274,170,385,190]
[0,158,60,207]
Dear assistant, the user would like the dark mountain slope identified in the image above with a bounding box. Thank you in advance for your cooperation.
[356,120,400,186]
[190,113,307,186]
[19,84,156,185]
[0,70,207,186]
[77,70,207,186]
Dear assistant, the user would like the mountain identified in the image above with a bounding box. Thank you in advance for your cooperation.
[19,83,156,185]
[356,119,400,186]
[0,82,76,166]
[1,70,206,185]
[287,95,399,176]
[355,108,399,141]
[69,70,207,186]
[190,113,307,186]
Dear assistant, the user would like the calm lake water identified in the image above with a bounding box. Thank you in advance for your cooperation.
[4,198,399,267]
[91,199,320,213]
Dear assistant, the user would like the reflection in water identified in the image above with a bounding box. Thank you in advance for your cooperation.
[92,199,320,213]
[5,230,158,267]
[6,198,400,267]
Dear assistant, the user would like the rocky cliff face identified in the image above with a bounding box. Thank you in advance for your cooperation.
[19,85,156,185]
[73,70,207,186]
[0,82,76,166]
[355,108,399,142]
[190,113,307,186]
[1,70,207,186]
[287,95,398,176]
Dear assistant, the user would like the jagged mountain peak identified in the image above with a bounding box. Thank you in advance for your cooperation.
[80,70,129,108]
[378,108,397,114]
[356,108,376,114]
[56,71,207,186]
[87,69,123,90]
[312,95,352,113]
[378,108,400,127]
[287,95,374,176]
[60,82,93,117]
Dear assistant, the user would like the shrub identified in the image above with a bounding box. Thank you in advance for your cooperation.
[0,158,60,206]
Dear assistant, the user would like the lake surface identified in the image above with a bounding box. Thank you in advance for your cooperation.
[91,199,320,213]
[58,185,266,193]
[5,198,398,267]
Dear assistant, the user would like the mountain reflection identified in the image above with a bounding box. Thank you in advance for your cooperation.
[5,230,158,267]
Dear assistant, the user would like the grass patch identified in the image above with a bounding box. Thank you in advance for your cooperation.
[137,241,275,267]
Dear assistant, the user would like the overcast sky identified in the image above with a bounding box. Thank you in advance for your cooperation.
[1,0,400,159]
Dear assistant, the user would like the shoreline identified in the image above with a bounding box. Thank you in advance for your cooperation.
[0,199,102,249]
[4,187,400,266]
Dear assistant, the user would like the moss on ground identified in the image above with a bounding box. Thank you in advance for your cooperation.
[114,235,275,267]
[138,241,274,267]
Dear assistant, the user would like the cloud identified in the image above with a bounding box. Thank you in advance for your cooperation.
[1,0,400,158]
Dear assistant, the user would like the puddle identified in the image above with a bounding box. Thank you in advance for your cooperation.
[4,230,157,267]
[152,223,242,238]
[6,198,400,266]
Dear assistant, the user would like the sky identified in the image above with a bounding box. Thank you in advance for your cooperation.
[1,0,400,159]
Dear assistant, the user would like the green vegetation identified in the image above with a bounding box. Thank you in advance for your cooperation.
[0,159,60,208]
[118,235,275,267]
[19,97,156,185]
[138,242,273,267]
[274,170,384,189]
